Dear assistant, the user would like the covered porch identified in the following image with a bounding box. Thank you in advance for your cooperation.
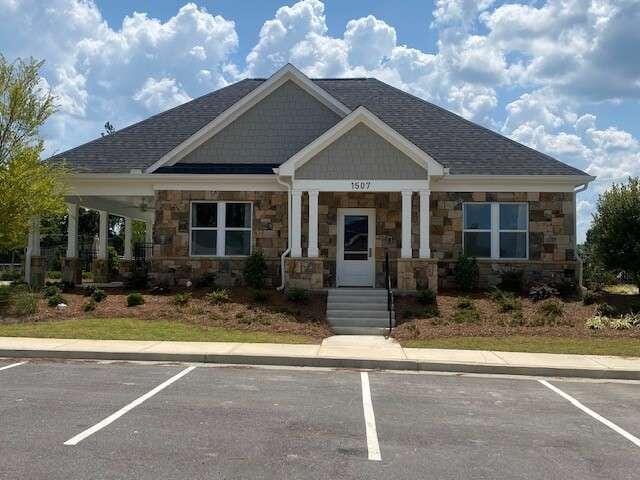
[285,180,438,291]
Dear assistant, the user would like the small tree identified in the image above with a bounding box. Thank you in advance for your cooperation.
[0,55,66,250]
[587,177,640,290]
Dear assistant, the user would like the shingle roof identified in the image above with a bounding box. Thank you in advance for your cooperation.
[50,78,587,176]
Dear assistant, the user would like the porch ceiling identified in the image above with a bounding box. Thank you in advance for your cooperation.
[65,195,155,222]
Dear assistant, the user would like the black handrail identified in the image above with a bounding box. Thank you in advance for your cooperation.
[384,251,394,338]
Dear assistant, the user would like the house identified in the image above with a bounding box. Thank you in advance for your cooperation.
[28,64,594,293]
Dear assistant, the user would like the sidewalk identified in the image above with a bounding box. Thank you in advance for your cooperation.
[1,335,640,380]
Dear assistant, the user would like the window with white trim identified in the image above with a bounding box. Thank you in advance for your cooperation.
[463,203,528,259]
[190,202,252,256]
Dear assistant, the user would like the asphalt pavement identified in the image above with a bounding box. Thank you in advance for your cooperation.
[1,358,639,479]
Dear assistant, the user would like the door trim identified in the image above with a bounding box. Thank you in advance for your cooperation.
[336,208,376,287]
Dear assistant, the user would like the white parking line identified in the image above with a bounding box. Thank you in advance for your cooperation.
[539,379,640,448]
[0,361,27,371]
[360,372,381,461]
[64,366,196,446]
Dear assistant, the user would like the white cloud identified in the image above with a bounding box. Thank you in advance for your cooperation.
[0,0,238,154]
[133,77,192,112]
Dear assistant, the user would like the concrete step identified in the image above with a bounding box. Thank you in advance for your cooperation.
[326,297,387,306]
[332,326,391,335]
[327,302,388,311]
[327,309,391,319]
[327,317,396,328]
[328,288,388,297]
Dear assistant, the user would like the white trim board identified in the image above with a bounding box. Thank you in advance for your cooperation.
[431,175,595,192]
[278,106,444,177]
[293,179,429,192]
[144,64,351,173]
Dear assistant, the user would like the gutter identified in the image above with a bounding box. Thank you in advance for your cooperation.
[573,181,591,289]
[274,170,292,291]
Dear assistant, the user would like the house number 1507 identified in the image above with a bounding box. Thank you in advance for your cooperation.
[351,181,371,190]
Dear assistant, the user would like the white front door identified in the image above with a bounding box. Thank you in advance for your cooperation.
[336,208,375,287]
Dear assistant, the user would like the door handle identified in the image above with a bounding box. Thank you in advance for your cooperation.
[368,248,372,258]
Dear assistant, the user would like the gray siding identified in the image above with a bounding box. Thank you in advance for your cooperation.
[296,124,426,180]
[181,80,341,165]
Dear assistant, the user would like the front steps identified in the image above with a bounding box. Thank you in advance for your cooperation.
[326,288,394,335]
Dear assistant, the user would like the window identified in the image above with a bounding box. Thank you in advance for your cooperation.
[463,203,528,259]
[190,202,252,256]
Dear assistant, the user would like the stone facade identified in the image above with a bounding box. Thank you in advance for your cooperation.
[151,190,288,287]
[430,191,577,289]
[149,189,576,291]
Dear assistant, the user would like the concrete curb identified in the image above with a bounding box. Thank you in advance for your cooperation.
[3,348,640,380]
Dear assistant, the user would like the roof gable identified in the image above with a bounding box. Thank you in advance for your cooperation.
[278,106,444,177]
[144,64,350,173]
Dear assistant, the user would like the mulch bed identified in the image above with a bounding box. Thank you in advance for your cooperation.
[2,287,331,340]
[393,291,640,341]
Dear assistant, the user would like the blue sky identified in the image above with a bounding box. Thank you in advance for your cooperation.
[1,0,639,242]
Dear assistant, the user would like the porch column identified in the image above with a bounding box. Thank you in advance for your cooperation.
[145,218,153,245]
[123,217,133,260]
[419,190,431,258]
[307,190,319,258]
[24,216,42,285]
[62,203,82,285]
[401,191,413,258]
[66,203,79,257]
[291,190,302,258]
[98,210,108,260]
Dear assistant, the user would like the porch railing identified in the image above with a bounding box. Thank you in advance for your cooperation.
[384,251,395,338]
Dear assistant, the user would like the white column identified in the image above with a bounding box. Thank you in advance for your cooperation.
[291,190,302,258]
[66,203,79,258]
[123,217,133,260]
[145,219,153,245]
[98,210,108,260]
[419,190,431,258]
[24,216,41,283]
[307,190,319,258]
[401,191,413,258]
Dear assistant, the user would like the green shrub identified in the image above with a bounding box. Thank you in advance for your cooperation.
[533,299,564,326]
[47,271,62,280]
[452,297,480,323]
[12,291,38,316]
[498,270,524,293]
[490,288,522,313]
[173,292,192,306]
[108,246,120,276]
[206,288,230,305]
[42,285,61,298]
[585,316,607,330]
[251,289,269,303]
[609,317,633,330]
[416,288,436,306]
[47,293,67,307]
[553,279,578,299]
[454,255,479,292]
[81,271,93,281]
[81,285,96,297]
[582,290,601,305]
[508,311,525,327]
[91,288,107,303]
[0,269,21,281]
[83,299,97,312]
[243,252,267,290]
[287,287,309,304]
[595,303,617,317]
[528,284,558,302]
[623,313,640,327]
[126,292,145,307]
[0,285,12,311]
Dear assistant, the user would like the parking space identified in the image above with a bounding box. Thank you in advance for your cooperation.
[1,359,639,479]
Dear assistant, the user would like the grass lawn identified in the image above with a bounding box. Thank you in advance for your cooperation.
[402,336,640,357]
[0,318,318,344]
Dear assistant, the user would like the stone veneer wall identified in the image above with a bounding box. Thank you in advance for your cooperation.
[151,190,288,286]
[430,191,577,289]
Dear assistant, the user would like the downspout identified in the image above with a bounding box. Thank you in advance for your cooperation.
[275,171,292,291]
[574,183,588,289]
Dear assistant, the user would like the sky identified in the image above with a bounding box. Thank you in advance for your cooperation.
[1,0,639,242]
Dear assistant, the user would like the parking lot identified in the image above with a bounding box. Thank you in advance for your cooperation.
[1,358,639,479]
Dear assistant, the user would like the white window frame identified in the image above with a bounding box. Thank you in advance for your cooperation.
[189,201,253,257]
[463,202,529,260]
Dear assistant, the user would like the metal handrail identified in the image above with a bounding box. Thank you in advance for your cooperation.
[384,251,394,338]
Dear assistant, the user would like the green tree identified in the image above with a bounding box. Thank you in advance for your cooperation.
[0,55,66,249]
[586,177,640,289]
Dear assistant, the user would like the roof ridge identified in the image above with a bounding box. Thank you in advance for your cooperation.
[369,78,586,176]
